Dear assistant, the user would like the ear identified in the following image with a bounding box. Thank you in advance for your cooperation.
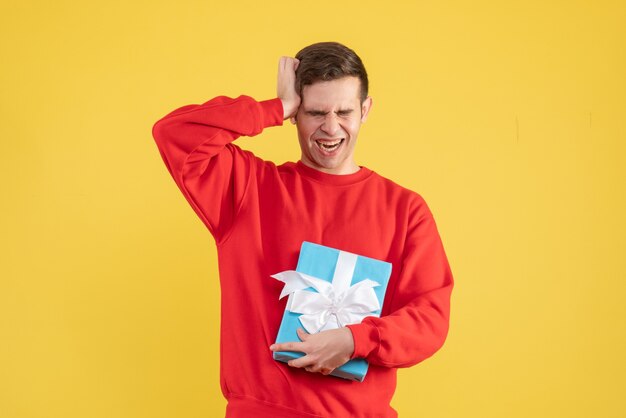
[360,96,373,123]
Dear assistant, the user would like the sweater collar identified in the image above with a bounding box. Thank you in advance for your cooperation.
[295,160,373,186]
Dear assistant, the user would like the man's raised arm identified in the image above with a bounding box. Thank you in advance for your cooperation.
[151,58,299,242]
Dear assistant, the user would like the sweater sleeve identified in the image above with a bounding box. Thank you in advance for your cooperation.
[346,195,454,368]
[151,95,283,242]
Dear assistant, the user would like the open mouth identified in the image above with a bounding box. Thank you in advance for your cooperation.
[315,138,344,153]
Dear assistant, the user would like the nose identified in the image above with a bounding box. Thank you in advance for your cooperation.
[320,114,340,136]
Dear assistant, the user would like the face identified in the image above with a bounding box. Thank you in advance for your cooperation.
[293,76,372,175]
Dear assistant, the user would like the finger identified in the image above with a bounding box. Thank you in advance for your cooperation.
[296,328,310,341]
[288,354,316,368]
[269,341,305,352]
[304,365,332,375]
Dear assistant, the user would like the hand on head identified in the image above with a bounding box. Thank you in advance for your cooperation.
[277,56,301,121]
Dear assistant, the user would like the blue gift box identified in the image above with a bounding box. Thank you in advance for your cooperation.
[272,241,392,382]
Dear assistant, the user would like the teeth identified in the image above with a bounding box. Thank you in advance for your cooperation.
[316,139,343,151]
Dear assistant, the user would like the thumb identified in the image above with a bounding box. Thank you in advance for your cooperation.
[296,328,310,341]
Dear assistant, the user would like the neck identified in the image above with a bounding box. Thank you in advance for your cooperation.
[299,159,360,175]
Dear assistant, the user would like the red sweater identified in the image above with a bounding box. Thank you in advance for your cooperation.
[152,95,454,418]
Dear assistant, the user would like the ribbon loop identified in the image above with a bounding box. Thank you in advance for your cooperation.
[271,251,381,334]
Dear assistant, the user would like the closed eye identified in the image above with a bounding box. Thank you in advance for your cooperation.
[304,109,354,117]
[305,111,328,117]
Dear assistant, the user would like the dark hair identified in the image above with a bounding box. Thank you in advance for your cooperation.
[295,42,369,103]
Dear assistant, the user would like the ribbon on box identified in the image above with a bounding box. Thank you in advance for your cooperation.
[271,250,380,334]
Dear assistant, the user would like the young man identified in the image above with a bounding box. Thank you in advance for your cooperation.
[152,42,454,418]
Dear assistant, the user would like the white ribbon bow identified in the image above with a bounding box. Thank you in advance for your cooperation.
[271,250,381,334]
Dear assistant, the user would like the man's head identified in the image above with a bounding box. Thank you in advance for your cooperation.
[292,42,373,175]
[295,42,369,104]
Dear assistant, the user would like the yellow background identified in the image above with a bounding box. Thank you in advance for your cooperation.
[2,1,625,417]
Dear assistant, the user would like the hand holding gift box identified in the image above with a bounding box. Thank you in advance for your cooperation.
[270,241,392,382]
